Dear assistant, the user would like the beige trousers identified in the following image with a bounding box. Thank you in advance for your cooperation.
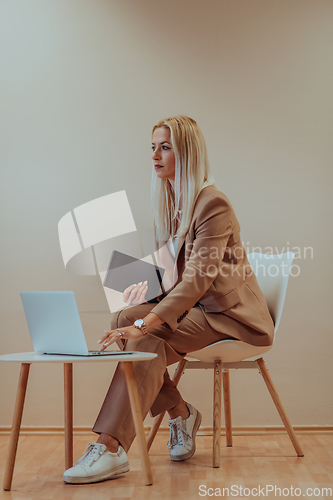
[92,303,238,451]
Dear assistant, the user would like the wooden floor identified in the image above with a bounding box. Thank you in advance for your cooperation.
[0,432,332,499]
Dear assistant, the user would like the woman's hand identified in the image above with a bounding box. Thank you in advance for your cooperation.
[123,281,148,306]
[97,325,143,351]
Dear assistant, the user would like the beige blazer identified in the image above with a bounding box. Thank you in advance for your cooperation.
[151,186,274,347]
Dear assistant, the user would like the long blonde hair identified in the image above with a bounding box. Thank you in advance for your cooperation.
[151,116,215,240]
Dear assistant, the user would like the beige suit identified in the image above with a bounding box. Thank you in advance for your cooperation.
[152,185,274,346]
[93,186,274,450]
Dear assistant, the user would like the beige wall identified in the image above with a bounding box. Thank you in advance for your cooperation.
[0,0,332,430]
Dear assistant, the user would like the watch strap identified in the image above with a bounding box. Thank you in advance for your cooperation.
[134,319,148,335]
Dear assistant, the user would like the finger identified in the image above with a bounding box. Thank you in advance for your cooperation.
[97,329,120,345]
[97,330,112,344]
[124,284,138,294]
[138,283,148,303]
[136,281,147,297]
[131,281,147,303]
[127,283,142,305]
[123,284,137,302]
[138,281,147,292]
[100,332,120,351]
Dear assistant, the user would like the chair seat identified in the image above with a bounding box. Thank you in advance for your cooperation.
[186,339,272,363]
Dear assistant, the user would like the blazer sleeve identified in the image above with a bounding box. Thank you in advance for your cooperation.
[150,196,233,331]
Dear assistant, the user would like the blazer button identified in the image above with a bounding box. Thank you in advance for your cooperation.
[245,266,253,276]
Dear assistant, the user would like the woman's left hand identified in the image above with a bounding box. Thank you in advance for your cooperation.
[98,325,143,351]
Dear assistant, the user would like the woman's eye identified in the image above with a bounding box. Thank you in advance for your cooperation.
[151,145,170,151]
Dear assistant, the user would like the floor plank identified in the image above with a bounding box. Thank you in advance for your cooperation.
[0,433,332,499]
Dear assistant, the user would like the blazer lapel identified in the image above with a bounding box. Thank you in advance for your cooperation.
[173,235,185,284]
[155,234,186,291]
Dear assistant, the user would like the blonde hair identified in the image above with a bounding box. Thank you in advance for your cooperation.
[151,115,215,240]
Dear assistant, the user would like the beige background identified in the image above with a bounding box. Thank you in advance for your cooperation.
[0,0,332,431]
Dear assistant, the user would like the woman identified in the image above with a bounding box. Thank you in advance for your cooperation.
[63,116,274,484]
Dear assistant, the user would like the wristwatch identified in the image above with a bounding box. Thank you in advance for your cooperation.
[133,319,148,335]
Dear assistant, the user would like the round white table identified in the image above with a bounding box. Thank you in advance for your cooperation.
[0,351,157,490]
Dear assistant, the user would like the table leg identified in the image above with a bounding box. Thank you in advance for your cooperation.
[64,363,73,470]
[3,363,31,491]
[123,361,153,486]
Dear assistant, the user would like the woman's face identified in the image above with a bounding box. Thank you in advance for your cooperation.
[152,127,176,183]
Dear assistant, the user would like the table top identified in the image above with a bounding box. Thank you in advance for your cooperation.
[0,351,157,363]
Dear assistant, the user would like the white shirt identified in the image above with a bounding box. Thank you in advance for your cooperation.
[172,237,179,258]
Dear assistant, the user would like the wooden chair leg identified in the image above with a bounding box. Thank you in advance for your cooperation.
[146,358,187,451]
[213,360,222,468]
[222,368,233,447]
[256,357,304,457]
[64,363,73,470]
[3,363,30,491]
[123,361,153,486]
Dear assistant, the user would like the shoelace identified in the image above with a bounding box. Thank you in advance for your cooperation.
[167,421,178,450]
[175,420,191,448]
[75,443,105,467]
[168,419,191,450]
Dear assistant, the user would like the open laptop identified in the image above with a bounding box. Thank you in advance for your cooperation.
[20,291,131,356]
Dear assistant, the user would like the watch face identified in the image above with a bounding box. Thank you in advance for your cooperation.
[135,319,144,327]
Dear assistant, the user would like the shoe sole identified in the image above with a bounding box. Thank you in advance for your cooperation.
[63,462,130,484]
[170,410,202,462]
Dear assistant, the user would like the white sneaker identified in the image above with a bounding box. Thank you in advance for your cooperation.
[168,403,202,461]
[63,442,129,484]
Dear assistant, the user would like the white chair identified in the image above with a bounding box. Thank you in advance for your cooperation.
[147,252,304,466]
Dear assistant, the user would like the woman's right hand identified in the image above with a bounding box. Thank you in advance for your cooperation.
[123,281,148,306]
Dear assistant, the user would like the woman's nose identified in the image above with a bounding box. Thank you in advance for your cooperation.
[152,148,161,160]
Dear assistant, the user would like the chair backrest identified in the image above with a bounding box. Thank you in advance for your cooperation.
[247,252,294,336]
